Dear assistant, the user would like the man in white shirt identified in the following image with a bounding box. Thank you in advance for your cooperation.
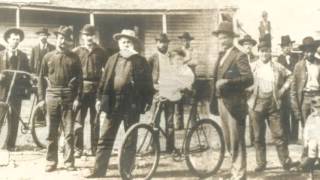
[247,40,297,172]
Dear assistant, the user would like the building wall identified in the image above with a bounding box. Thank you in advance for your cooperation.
[144,11,219,78]
[0,8,219,78]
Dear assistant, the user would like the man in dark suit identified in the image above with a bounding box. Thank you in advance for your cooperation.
[211,21,253,180]
[86,29,154,178]
[277,35,299,143]
[0,28,31,150]
[30,27,55,76]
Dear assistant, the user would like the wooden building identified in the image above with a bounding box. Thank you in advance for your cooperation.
[0,0,235,78]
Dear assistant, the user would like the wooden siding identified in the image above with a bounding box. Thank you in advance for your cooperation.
[144,11,219,78]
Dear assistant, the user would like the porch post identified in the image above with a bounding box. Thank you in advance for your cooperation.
[90,12,95,25]
[162,13,167,33]
[16,6,20,28]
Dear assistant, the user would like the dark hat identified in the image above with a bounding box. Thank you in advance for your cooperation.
[36,27,50,36]
[54,26,73,41]
[113,29,140,44]
[258,40,271,50]
[178,32,194,41]
[311,96,320,107]
[4,28,24,42]
[169,48,186,58]
[298,36,319,52]
[155,33,170,42]
[80,24,96,35]
[212,21,238,37]
[280,35,295,47]
[238,35,257,46]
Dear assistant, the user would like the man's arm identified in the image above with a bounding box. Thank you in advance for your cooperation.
[278,63,292,95]
[290,64,302,122]
[226,53,253,89]
[30,48,35,73]
[37,54,49,101]
[74,55,83,101]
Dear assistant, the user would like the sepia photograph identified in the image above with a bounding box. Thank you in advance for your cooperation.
[0,0,319,179]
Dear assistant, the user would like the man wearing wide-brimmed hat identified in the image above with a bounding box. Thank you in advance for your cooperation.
[210,21,253,180]
[30,27,55,75]
[86,29,153,178]
[239,34,257,64]
[38,25,83,172]
[247,39,298,173]
[291,36,320,131]
[73,24,109,158]
[0,27,31,151]
[277,35,300,144]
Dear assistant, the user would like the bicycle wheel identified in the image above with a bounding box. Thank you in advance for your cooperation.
[118,123,160,180]
[31,104,47,148]
[0,103,9,148]
[185,118,225,178]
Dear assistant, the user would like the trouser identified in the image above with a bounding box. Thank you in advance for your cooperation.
[247,116,254,146]
[46,90,75,166]
[174,97,184,129]
[93,109,139,175]
[281,92,298,142]
[6,97,22,149]
[74,92,99,154]
[151,100,175,152]
[249,97,291,168]
[218,98,246,180]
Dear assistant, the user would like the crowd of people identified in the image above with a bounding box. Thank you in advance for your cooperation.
[211,11,320,180]
[1,10,320,180]
[0,22,207,178]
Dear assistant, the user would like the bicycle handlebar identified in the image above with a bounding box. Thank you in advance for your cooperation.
[1,70,33,77]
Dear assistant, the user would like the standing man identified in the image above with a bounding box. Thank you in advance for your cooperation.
[210,21,253,180]
[291,37,320,133]
[30,27,55,76]
[238,34,257,147]
[86,29,153,178]
[258,11,271,47]
[0,28,31,150]
[277,35,299,143]
[38,26,83,172]
[148,33,176,152]
[73,24,108,158]
[247,40,297,172]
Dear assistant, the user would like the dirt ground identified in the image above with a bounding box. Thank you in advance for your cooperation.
[0,99,317,180]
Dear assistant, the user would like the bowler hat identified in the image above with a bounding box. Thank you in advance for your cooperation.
[80,24,96,35]
[280,35,295,47]
[239,35,257,46]
[155,33,170,42]
[178,32,194,41]
[54,26,73,41]
[4,28,24,42]
[36,27,50,36]
[212,21,238,37]
[113,29,140,44]
[311,96,320,107]
[298,36,319,52]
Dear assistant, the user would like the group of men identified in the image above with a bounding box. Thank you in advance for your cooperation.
[211,19,320,180]
[0,23,204,177]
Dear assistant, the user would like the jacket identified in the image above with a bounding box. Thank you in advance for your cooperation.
[247,59,292,110]
[30,43,55,75]
[97,53,154,114]
[210,46,253,118]
[277,53,299,72]
[0,49,31,100]
[290,60,320,119]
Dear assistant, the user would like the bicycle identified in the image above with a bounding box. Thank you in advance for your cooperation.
[0,69,47,149]
[118,92,225,179]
